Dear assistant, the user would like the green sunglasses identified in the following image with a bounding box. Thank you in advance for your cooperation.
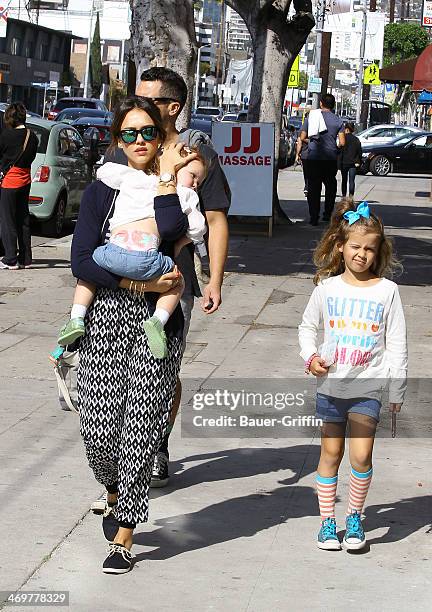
[120,126,159,144]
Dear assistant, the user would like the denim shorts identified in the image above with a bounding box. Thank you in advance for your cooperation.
[93,243,174,281]
[316,393,381,423]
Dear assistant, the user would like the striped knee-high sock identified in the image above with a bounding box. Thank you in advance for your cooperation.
[316,474,338,519]
[347,467,373,514]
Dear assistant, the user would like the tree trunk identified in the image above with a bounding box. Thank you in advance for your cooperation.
[129,0,198,128]
[227,1,314,222]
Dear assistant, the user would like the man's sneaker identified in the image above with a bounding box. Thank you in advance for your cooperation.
[91,491,107,515]
[142,316,167,359]
[58,317,85,346]
[343,511,366,550]
[102,504,120,542]
[0,260,19,270]
[317,517,342,550]
[150,451,169,488]
[102,543,132,574]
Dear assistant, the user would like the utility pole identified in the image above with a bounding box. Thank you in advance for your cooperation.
[359,0,376,128]
[389,0,395,23]
[355,0,367,126]
[83,2,94,99]
[312,0,326,109]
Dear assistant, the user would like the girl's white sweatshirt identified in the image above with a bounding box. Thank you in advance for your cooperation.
[96,163,206,244]
[298,275,407,403]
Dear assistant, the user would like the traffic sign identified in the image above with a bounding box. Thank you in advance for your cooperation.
[287,56,300,88]
[308,76,322,93]
[363,64,381,85]
[288,71,299,88]
[421,0,432,27]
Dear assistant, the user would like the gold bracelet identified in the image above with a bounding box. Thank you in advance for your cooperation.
[129,280,133,291]
[158,181,177,189]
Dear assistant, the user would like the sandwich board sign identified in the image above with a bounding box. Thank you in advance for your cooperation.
[212,122,274,219]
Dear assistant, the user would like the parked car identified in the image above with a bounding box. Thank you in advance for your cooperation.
[357,124,425,145]
[287,116,303,132]
[71,114,112,153]
[47,97,108,121]
[195,106,223,120]
[26,117,92,236]
[189,116,213,137]
[360,132,432,176]
[221,113,238,122]
[55,107,112,125]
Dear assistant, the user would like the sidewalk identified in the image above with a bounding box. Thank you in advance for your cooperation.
[0,170,431,611]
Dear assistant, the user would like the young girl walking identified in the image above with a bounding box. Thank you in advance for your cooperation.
[299,199,407,551]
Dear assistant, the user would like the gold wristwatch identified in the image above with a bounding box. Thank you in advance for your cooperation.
[159,172,176,186]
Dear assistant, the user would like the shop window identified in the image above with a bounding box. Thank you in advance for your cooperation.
[11,38,20,55]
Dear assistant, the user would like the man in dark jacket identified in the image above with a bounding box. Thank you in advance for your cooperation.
[339,122,362,198]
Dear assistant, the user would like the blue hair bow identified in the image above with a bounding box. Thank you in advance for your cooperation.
[343,201,370,225]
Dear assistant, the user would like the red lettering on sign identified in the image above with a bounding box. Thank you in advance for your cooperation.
[243,127,261,154]
[224,126,242,153]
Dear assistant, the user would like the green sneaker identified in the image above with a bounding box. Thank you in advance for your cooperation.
[142,316,167,359]
[58,317,85,346]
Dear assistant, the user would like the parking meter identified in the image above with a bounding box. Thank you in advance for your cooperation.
[82,127,101,181]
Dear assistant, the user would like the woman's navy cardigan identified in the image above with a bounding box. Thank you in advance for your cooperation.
[71,180,188,339]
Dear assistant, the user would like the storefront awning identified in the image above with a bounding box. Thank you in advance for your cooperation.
[413,45,432,92]
[379,57,417,84]
[380,45,432,92]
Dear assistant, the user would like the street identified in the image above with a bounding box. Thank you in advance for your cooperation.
[0,169,431,611]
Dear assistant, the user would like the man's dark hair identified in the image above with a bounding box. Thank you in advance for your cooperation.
[4,102,27,128]
[140,67,188,112]
[320,93,336,111]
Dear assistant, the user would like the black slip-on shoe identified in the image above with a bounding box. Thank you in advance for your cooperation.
[102,543,132,574]
[102,504,119,542]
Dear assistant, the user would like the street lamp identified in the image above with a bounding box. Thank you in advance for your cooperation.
[194,44,212,111]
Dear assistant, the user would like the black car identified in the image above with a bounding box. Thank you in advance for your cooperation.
[71,115,113,153]
[47,97,108,121]
[361,132,432,176]
[55,107,112,124]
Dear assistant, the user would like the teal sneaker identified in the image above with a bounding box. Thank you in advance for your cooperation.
[343,511,366,550]
[58,317,85,346]
[317,517,341,550]
[142,316,167,359]
[50,345,65,361]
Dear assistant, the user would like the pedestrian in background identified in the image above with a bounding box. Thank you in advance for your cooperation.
[300,94,345,225]
[339,122,362,198]
[299,199,407,552]
[0,102,38,270]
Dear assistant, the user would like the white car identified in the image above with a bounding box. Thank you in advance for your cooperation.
[357,124,424,145]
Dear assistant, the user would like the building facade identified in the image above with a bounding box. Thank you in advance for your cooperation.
[6,0,130,94]
[0,18,73,113]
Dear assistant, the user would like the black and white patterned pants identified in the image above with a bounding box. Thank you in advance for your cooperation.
[77,288,182,526]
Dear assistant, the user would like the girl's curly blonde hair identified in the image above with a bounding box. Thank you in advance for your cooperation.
[313,198,402,285]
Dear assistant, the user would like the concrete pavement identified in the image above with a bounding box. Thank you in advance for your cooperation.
[0,170,431,611]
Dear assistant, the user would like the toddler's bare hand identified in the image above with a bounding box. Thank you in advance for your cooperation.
[389,403,402,413]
